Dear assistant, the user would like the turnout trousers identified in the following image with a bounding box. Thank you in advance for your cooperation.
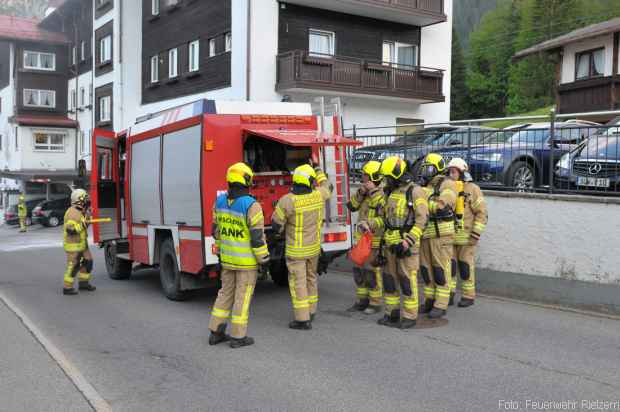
[353,249,383,306]
[63,248,93,289]
[208,269,257,339]
[382,248,419,320]
[286,256,320,322]
[454,244,477,300]
[420,236,454,310]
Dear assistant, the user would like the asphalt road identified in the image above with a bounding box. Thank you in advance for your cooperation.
[1,226,620,412]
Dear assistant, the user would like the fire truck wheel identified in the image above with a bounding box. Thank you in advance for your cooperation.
[269,258,289,288]
[159,238,189,301]
[105,243,133,280]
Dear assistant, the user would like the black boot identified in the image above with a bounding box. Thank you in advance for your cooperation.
[419,299,434,314]
[346,299,369,312]
[79,282,96,291]
[208,324,230,346]
[428,307,446,319]
[310,313,316,322]
[289,320,312,330]
[377,309,400,327]
[230,336,255,349]
[449,292,455,306]
[458,298,475,308]
[63,288,78,296]
[399,318,417,329]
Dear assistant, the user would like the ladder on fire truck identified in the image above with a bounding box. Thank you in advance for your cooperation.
[312,97,350,226]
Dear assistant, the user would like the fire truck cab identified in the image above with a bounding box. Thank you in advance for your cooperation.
[91,100,359,300]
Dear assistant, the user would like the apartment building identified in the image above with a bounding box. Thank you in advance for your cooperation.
[0,0,452,205]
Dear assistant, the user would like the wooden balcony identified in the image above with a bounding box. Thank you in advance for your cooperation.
[283,0,446,26]
[558,76,620,114]
[276,50,445,103]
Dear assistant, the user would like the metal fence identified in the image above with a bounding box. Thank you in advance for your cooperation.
[345,110,620,196]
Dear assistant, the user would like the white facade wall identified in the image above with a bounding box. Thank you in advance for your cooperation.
[68,71,94,169]
[479,193,620,285]
[560,34,615,84]
[19,126,77,171]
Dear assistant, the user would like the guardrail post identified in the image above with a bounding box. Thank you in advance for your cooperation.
[548,108,556,193]
[466,122,472,165]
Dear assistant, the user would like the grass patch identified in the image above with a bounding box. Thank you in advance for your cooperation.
[483,106,554,129]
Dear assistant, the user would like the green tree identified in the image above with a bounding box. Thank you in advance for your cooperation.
[450,28,469,120]
[507,0,587,114]
[464,0,519,118]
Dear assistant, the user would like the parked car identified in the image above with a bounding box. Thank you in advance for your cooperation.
[467,121,600,189]
[32,197,71,227]
[555,119,620,192]
[3,198,46,226]
[350,126,496,179]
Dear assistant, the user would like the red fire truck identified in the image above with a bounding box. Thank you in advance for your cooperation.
[90,99,359,300]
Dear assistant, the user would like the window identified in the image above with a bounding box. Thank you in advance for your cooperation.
[100,35,112,63]
[188,40,199,72]
[309,29,335,57]
[225,32,232,52]
[152,0,159,15]
[23,89,55,108]
[33,132,65,152]
[209,38,216,57]
[72,46,77,65]
[89,85,93,106]
[0,135,3,151]
[80,87,85,107]
[70,89,76,110]
[23,51,56,71]
[383,41,418,67]
[151,55,159,82]
[99,95,111,122]
[576,48,605,80]
[81,41,86,61]
[168,48,178,78]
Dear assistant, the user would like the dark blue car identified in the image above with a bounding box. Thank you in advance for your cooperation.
[555,122,620,192]
[463,122,600,189]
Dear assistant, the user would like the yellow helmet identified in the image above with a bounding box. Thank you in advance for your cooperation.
[379,156,407,180]
[292,164,317,187]
[361,160,382,182]
[19,195,25,201]
[226,162,254,187]
[420,153,447,184]
[71,188,89,205]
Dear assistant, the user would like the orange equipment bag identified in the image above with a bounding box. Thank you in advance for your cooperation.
[349,232,372,267]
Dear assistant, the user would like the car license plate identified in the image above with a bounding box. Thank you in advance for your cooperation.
[577,176,610,188]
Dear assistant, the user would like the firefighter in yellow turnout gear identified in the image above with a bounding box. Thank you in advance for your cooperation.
[447,158,488,307]
[347,161,385,314]
[272,162,332,330]
[62,189,96,295]
[208,163,270,349]
[362,156,429,329]
[17,194,27,233]
[419,153,457,319]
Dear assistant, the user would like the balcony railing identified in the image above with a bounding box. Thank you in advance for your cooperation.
[276,50,444,102]
[558,76,620,114]
[360,0,444,14]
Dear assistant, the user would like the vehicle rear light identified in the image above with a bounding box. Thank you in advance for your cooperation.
[324,232,347,243]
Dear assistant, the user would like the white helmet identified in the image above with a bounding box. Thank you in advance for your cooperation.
[447,157,468,173]
[71,188,89,205]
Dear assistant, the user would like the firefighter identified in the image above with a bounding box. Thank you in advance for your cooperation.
[62,189,96,295]
[208,162,270,349]
[17,194,27,233]
[360,156,429,329]
[272,161,332,330]
[418,153,457,319]
[447,158,488,307]
[346,160,385,314]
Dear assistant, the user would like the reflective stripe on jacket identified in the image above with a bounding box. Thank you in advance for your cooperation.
[214,194,260,270]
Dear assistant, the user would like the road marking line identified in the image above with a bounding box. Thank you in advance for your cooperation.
[0,291,112,412]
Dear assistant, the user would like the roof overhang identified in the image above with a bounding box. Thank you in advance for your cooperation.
[12,115,78,128]
[514,17,620,60]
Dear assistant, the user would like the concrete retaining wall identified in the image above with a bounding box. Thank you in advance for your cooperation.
[479,192,620,286]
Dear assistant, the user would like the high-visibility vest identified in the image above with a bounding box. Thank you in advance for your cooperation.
[18,203,27,218]
[215,194,258,270]
[63,207,87,252]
